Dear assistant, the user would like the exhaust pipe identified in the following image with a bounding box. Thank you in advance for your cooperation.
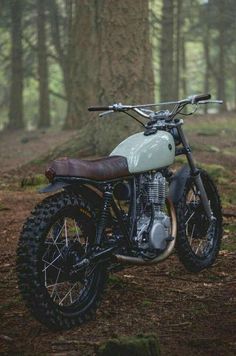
[114,198,177,265]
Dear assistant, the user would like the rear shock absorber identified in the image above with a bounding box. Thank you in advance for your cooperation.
[96,185,113,245]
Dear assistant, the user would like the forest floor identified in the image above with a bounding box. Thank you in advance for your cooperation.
[0,115,235,355]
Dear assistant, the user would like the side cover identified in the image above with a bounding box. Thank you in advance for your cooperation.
[110,131,175,173]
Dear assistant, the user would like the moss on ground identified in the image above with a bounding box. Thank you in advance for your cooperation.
[97,334,161,356]
[107,275,126,288]
[21,174,47,189]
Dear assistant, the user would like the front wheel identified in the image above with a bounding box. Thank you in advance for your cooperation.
[17,191,107,330]
[175,169,222,272]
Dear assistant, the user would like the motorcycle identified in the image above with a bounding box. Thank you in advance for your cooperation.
[17,94,223,330]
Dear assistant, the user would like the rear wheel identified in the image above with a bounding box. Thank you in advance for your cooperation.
[176,169,222,272]
[17,191,107,330]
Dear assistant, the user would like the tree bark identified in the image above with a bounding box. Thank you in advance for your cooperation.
[160,0,174,102]
[181,35,187,99]
[203,3,210,114]
[216,1,227,112]
[47,0,75,104]
[173,0,182,100]
[64,0,154,155]
[37,0,50,128]
[8,0,24,129]
[203,36,210,114]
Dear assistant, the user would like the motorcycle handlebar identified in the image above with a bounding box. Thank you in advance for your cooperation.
[190,93,211,104]
[88,94,222,119]
[88,106,111,111]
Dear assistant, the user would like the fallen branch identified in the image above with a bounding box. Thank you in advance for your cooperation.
[0,334,13,342]
[223,211,236,218]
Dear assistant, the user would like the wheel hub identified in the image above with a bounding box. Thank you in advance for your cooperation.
[187,202,209,238]
[43,239,86,283]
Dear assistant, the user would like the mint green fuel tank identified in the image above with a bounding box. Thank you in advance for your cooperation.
[110,131,175,173]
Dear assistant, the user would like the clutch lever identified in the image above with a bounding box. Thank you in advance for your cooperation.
[99,110,114,118]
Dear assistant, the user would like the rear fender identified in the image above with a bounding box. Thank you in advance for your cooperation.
[39,182,69,193]
[168,165,190,205]
[39,181,104,210]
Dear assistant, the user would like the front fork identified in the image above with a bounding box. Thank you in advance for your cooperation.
[177,125,214,222]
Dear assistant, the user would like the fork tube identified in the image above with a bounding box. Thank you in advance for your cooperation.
[193,173,213,220]
[177,125,213,221]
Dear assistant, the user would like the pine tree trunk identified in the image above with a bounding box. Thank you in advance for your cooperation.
[203,4,210,115]
[203,35,210,114]
[174,0,182,100]
[8,0,24,129]
[47,0,75,104]
[64,0,154,155]
[181,35,187,98]
[160,0,174,102]
[37,0,50,128]
[217,1,227,112]
[64,0,98,129]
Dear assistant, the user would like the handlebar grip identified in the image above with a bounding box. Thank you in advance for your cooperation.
[192,94,211,103]
[88,106,110,112]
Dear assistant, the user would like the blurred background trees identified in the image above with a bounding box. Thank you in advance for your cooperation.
[0,0,236,132]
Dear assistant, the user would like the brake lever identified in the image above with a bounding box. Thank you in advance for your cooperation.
[99,110,114,118]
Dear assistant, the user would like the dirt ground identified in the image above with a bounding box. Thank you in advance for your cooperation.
[0,122,235,355]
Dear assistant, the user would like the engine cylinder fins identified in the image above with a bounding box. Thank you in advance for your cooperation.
[145,172,168,207]
[114,197,177,265]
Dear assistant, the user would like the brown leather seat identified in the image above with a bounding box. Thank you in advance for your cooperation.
[45,155,130,181]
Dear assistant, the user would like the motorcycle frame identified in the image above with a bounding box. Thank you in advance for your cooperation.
[46,118,213,249]
[50,174,135,248]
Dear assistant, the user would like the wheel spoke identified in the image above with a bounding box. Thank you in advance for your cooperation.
[185,211,195,225]
[42,254,61,272]
[184,185,213,257]
[49,268,62,297]
[42,223,65,262]
[195,239,204,255]
[64,218,68,247]
[74,220,80,241]
[189,223,195,246]
[41,215,95,308]
[58,282,78,306]
[51,221,65,244]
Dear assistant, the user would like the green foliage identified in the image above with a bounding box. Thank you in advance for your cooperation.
[186,115,236,136]
[142,299,153,307]
[221,190,236,208]
[48,61,66,127]
[21,174,47,189]
[107,275,126,288]
[0,202,9,211]
[222,228,236,253]
[198,163,229,182]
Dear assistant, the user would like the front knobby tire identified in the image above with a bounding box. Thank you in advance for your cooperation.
[175,169,222,272]
[17,191,107,330]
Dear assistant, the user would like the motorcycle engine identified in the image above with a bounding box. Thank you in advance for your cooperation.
[135,172,171,254]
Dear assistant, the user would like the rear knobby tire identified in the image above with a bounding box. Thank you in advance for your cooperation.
[17,191,107,330]
[175,169,222,272]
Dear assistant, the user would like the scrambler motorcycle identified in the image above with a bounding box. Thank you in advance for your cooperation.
[17,94,223,330]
